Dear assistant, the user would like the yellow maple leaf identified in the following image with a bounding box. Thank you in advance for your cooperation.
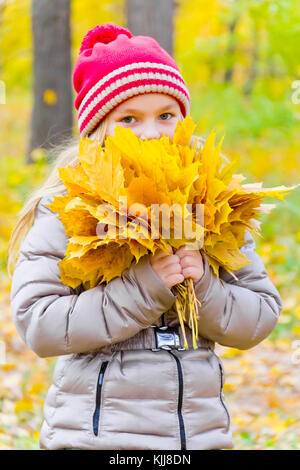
[14,398,34,413]
[43,89,57,106]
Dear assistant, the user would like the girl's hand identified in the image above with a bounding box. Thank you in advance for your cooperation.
[175,245,204,284]
[149,247,184,289]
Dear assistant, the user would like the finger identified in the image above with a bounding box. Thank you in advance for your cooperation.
[167,273,185,286]
[177,246,200,256]
[163,254,181,266]
[176,247,198,258]
[180,255,202,269]
[182,266,204,279]
[182,267,199,280]
[164,261,182,275]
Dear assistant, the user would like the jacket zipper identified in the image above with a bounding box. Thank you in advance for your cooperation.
[218,363,230,432]
[212,351,230,431]
[93,360,109,436]
[168,351,186,450]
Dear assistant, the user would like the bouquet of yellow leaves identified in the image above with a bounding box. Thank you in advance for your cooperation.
[47,116,295,349]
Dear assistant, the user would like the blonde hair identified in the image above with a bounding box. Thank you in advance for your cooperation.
[7,108,216,278]
[7,118,108,278]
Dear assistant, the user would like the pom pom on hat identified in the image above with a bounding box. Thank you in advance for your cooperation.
[79,23,133,53]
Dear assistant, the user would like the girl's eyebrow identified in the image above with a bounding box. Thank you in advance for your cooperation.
[116,104,177,115]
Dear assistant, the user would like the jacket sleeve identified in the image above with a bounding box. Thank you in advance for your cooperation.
[193,231,282,350]
[10,196,177,358]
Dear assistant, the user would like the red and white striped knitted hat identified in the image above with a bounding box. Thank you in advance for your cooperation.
[73,23,190,137]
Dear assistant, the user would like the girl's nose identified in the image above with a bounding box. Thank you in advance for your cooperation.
[139,127,161,141]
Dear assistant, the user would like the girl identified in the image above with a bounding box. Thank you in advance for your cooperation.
[9,24,282,450]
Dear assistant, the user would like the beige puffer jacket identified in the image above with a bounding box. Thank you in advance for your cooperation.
[10,195,282,450]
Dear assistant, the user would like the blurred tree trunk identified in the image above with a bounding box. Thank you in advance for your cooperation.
[223,15,239,83]
[27,0,72,163]
[243,22,259,96]
[125,0,176,57]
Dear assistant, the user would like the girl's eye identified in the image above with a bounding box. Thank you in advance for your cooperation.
[120,116,135,124]
[160,113,173,120]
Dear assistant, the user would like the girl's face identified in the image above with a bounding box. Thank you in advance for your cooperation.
[105,93,183,141]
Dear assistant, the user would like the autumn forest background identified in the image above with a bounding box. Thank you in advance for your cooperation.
[1,0,300,450]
